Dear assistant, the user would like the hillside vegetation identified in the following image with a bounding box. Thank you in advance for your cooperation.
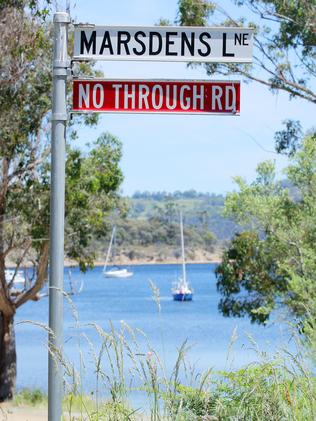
[129,190,237,240]
[90,191,238,264]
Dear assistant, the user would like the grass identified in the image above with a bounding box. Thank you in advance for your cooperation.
[15,325,315,420]
[13,356,316,420]
[15,290,316,421]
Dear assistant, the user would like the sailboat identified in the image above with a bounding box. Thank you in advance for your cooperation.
[172,212,193,301]
[103,226,133,278]
[5,268,84,298]
[37,268,84,298]
[5,269,27,285]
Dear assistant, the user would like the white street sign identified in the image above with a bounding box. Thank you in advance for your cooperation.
[73,25,253,63]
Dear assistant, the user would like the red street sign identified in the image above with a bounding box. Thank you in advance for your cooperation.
[72,79,240,115]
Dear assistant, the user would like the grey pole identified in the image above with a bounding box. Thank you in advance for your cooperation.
[48,12,70,421]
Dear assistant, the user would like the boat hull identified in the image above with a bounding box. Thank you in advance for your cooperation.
[104,269,133,278]
[5,269,26,284]
[173,293,193,301]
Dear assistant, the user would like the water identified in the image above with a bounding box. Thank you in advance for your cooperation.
[16,263,291,394]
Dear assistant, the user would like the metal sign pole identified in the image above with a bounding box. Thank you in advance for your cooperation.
[48,12,70,421]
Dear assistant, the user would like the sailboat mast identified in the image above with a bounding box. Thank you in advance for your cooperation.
[103,226,116,273]
[180,212,186,284]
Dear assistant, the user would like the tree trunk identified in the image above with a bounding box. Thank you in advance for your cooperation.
[0,312,16,401]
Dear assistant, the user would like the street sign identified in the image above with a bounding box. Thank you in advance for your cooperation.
[73,26,253,63]
[72,79,240,115]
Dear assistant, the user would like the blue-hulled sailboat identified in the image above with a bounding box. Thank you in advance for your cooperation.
[172,212,193,301]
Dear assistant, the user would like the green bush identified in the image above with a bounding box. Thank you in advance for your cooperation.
[214,362,316,420]
[168,384,217,419]
[90,401,137,421]
[13,388,47,406]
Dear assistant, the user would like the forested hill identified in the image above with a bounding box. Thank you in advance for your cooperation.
[95,184,299,264]
[89,190,239,264]
[127,190,237,241]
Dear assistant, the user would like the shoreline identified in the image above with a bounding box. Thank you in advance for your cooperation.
[65,256,221,268]
[7,259,221,269]
[64,248,223,268]
[8,253,222,269]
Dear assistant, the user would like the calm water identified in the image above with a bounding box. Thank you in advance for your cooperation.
[16,264,291,394]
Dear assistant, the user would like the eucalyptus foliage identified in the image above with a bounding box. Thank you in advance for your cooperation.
[216,134,316,324]
[176,0,316,330]
[177,0,316,104]
[0,1,123,400]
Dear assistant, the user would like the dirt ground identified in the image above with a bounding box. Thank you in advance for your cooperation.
[0,404,91,421]
[0,403,48,421]
[0,404,84,421]
[0,403,153,421]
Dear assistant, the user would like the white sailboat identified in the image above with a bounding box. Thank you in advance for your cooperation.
[37,268,84,298]
[5,269,28,286]
[172,212,193,301]
[103,226,133,278]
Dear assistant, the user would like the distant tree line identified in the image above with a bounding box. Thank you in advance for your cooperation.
[128,193,238,241]
[132,190,225,202]
[113,217,215,250]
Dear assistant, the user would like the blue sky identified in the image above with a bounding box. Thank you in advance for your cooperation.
[68,0,315,196]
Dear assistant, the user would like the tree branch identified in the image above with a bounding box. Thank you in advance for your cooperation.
[7,241,32,289]
[15,241,49,308]
[8,147,50,184]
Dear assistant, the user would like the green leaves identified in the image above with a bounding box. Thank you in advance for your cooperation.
[176,0,316,104]
[64,133,123,271]
[0,1,52,19]
[176,0,215,26]
[217,133,316,325]
[286,134,316,196]
[274,120,303,157]
[216,230,285,323]
[1,5,124,278]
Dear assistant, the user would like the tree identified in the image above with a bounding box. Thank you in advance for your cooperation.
[177,0,316,104]
[0,3,123,400]
[216,134,316,324]
[176,0,316,328]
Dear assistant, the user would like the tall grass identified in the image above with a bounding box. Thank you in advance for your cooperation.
[16,287,316,421]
